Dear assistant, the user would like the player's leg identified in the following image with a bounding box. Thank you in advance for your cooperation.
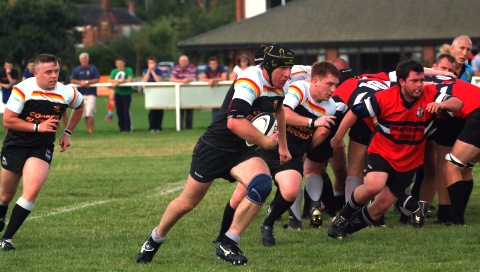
[227,157,271,239]
[215,157,271,265]
[2,157,50,250]
[328,170,387,239]
[419,140,437,205]
[345,139,367,202]
[214,183,246,243]
[261,169,302,246]
[303,158,326,227]
[137,175,213,263]
[329,148,347,212]
[436,144,453,224]
[341,186,397,237]
[0,169,21,234]
[444,140,480,225]
[137,140,216,264]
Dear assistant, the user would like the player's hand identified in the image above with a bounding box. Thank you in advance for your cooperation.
[259,131,279,150]
[425,102,443,113]
[278,146,292,165]
[315,115,336,129]
[58,134,71,152]
[330,135,345,151]
[39,118,60,133]
[443,71,457,78]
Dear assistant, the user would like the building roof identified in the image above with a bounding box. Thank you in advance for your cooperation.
[178,0,479,50]
[75,4,142,25]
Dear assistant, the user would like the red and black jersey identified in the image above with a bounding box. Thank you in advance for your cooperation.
[424,76,480,119]
[333,72,390,130]
[361,85,451,172]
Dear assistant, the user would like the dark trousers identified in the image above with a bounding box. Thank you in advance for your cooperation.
[181,109,193,129]
[115,94,132,132]
[149,110,164,130]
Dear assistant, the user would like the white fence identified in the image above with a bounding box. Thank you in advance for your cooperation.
[71,81,234,131]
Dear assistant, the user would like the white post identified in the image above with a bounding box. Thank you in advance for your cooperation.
[175,83,181,131]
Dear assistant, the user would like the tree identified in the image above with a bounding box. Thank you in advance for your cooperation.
[0,0,80,69]
[77,0,234,75]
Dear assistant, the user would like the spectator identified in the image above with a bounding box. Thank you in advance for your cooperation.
[471,42,480,76]
[21,58,35,81]
[439,43,451,55]
[170,55,197,129]
[109,57,133,132]
[449,35,473,82]
[142,56,163,132]
[0,60,19,105]
[70,52,100,134]
[229,53,252,80]
[200,56,227,120]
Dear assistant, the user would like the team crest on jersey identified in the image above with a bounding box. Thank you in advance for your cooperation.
[54,106,61,113]
[45,149,52,161]
[2,156,7,166]
[416,107,424,118]
[273,100,279,109]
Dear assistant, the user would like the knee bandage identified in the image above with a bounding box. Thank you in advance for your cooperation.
[246,174,272,204]
[445,153,475,168]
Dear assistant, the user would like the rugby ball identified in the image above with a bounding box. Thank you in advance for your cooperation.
[246,112,277,147]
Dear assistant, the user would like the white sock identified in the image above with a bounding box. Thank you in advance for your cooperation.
[305,175,323,201]
[345,176,362,203]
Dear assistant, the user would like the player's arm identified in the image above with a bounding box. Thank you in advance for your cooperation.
[3,109,58,133]
[330,110,357,150]
[274,104,291,164]
[425,96,463,114]
[59,91,84,152]
[310,126,331,149]
[424,67,457,78]
[227,116,278,150]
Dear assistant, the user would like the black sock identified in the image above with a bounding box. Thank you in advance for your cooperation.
[215,202,236,243]
[447,181,465,224]
[3,204,31,239]
[400,195,420,212]
[264,193,294,226]
[436,204,452,222]
[411,165,424,199]
[320,173,335,213]
[462,180,473,214]
[338,191,363,220]
[0,204,8,219]
[334,194,345,212]
[344,206,374,235]
[302,186,312,218]
[221,235,237,246]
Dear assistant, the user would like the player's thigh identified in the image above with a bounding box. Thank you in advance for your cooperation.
[177,175,213,207]
[450,140,480,164]
[230,156,270,187]
[368,186,397,217]
[21,157,51,202]
[0,168,22,202]
[274,169,302,199]
[347,139,367,177]
[303,157,326,176]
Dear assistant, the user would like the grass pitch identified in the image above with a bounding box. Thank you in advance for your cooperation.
[1,92,480,271]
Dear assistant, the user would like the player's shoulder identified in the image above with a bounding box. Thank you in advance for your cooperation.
[15,77,37,93]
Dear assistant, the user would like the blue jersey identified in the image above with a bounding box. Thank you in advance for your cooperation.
[142,67,163,82]
[458,63,474,83]
[70,64,100,96]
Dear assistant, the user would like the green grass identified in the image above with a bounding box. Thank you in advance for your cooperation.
[2,92,480,271]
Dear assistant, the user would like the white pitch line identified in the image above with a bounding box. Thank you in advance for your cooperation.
[27,184,185,221]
